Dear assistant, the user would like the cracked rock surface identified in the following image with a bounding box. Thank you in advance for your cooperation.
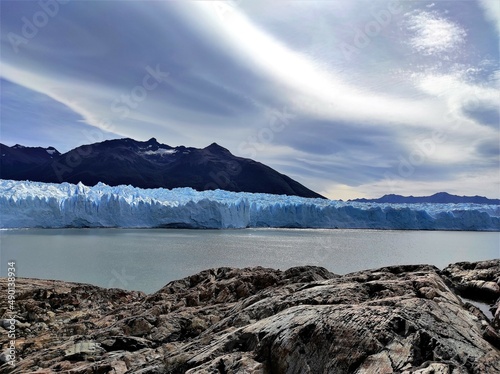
[1,261,499,373]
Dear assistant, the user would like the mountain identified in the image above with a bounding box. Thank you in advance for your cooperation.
[0,138,324,198]
[350,192,500,205]
[0,144,61,180]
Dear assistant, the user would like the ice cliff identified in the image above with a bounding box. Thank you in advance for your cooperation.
[1,180,499,230]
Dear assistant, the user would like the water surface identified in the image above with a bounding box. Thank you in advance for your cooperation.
[1,228,498,293]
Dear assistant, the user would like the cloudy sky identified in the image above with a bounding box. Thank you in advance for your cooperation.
[1,0,499,199]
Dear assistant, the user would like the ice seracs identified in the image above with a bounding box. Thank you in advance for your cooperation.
[0,180,499,230]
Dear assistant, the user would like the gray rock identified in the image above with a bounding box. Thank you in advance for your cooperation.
[441,260,500,303]
[1,262,499,373]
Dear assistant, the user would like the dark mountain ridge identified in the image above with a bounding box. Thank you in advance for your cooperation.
[0,143,61,180]
[350,192,499,205]
[0,138,325,199]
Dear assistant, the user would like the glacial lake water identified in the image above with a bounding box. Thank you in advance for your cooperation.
[1,228,499,294]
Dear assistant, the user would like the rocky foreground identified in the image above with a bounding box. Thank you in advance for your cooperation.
[1,260,499,374]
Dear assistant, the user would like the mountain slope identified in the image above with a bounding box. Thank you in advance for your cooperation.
[350,192,500,205]
[0,138,324,199]
[0,143,60,180]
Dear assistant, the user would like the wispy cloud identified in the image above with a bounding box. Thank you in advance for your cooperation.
[406,11,467,55]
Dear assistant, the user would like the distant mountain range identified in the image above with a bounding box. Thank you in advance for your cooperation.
[350,192,500,205]
[0,138,325,199]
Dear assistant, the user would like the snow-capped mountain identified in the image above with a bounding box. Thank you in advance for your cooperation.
[0,138,324,199]
[1,180,499,230]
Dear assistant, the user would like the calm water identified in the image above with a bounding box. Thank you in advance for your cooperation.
[1,228,498,293]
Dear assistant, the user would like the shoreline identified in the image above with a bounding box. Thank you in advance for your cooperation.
[2,258,499,294]
[2,226,500,232]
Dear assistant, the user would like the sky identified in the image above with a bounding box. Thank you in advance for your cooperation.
[0,0,499,200]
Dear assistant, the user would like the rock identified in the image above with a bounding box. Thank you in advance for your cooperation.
[493,299,500,329]
[441,259,500,348]
[0,350,11,365]
[441,260,500,303]
[125,317,154,337]
[482,325,500,349]
[98,335,153,352]
[1,262,500,373]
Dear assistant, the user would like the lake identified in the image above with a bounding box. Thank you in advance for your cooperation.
[1,228,498,293]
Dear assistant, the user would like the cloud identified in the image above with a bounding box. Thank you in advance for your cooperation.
[476,138,500,158]
[413,71,499,127]
[478,0,500,34]
[405,11,466,55]
[463,105,500,128]
[176,2,455,131]
[0,0,498,199]
[0,78,119,151]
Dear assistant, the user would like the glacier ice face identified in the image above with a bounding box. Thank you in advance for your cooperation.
[0,179,499,230]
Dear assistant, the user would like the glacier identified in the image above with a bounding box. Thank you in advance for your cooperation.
[0,179,499,230]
